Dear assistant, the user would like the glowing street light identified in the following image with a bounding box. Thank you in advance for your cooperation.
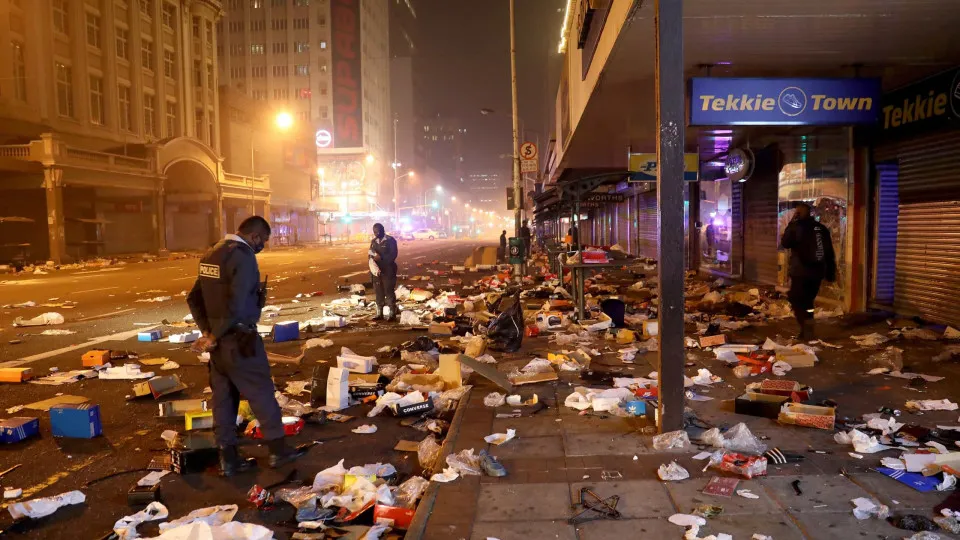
[431,200,439,209]
[365,154,375,165]
[275,112,294,130]
[435,185,443,193]
[451,196,457,202]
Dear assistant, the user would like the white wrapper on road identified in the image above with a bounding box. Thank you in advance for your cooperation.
[153,521,274,540]
[113,502,169,540]
[7,490,85,520]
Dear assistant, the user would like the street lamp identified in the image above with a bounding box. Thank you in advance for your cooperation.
[275,111,294,130]
[365,154,375,165]
[393,168,415,231]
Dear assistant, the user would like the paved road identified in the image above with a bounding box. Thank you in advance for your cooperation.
[0,238,488,538]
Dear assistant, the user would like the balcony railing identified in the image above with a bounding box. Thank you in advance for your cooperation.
[0,145,31,158]
[65,146,152,170]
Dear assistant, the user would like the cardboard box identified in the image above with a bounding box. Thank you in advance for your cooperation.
[642,320,659,339]
[169,447,219,474]
[138,330,162,342]
[82,349,111,367]
[428,323,453,336]
[50,403,102,438]
[0,417,40,443]
[184,410,214,431]
[699,334,727,347]
[158,399,208,418]
[132,375,188,400]
[247,416,305,438]
[273,321,300,343]
[778,402,836,430]
[326,367,350,411]
[392,399,434,417]
[625,400,647,416]
[735,393,789,419]
[750,380,812,402]
[0,367,32,383]
[127,483,161,506]
[179,431,218,450]
[438,354,464,389]
[775,349,817,368]
[169,331,201,344]
[337,355,375,374]
[374,504,416,530]
[509,371,559,386]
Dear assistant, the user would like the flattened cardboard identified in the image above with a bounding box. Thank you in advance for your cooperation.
[267,352,304,365]
[428,323,453,336]
[703,476,739,497]
[393,440,421,452]
[24,394,89,411]
[699,334,727,347]
[139,358,170,366]
[438,354,463,389]
[458,354,513,392]
[509,371,559,386]
[775,349,817,368]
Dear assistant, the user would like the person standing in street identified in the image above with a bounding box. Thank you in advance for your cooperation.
[779,202,836,340]
[520,219,532,259]
[499,230,507,263]
[187,216,308,476]
[369,223,398,321]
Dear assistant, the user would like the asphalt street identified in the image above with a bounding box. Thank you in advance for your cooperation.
[0,238,489,539]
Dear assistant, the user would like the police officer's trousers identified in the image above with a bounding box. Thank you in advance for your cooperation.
[373,270,397,316]
[209,332,285,447]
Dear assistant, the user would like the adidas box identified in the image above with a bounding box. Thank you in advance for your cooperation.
[50,403,102,438]
[0,417,40,443]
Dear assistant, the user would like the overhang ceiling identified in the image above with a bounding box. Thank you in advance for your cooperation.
[559,0,960,170]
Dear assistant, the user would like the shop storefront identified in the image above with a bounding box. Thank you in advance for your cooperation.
[691,77,881,306]
[870,67,960,326]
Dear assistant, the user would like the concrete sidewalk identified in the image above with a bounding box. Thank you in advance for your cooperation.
[412,316,960,540]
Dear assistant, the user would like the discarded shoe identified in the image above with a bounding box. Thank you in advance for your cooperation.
[479,449,507,477]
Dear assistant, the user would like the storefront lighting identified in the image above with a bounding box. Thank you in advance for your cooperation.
[557,0,574,53]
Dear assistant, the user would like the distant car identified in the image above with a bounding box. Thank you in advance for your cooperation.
[411,228,439,240]
[395,231,414,241]
[438,231,449,239]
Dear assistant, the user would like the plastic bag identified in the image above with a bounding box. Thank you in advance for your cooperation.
[658,461,690,481]
[732,365,752,379]
[851,497,890,520]
[865,347,904,372]
[701,423,766,455]
[652,430,691,451]
[434,385,471,412]
[393,476,430,509]
[445,449,482,476]
[418,436,442,470]
[484,392,506,407]
[399,311,421,326]
[486,293,524,352]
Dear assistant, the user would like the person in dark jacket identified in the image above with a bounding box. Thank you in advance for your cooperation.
[779,203,837,340]
[499,230,507,262]
[369,223,399,321]
[520,220,532,258]
[187,216,307,476]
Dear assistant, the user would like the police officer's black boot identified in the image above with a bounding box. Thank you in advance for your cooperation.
[267,438,309,468]
[386,304,398,322]
[372,305,384,321]
[219,445,256,477]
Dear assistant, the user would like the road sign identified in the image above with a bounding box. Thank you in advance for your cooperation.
[519,142,538,160]
[520,159,538,173]
[315,129,332,148]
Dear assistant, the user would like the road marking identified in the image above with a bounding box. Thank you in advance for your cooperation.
[73,267,125,275]
[412,256,427,260]
[69,286,120,295]
[0,325,158,368]
[77,308,136,322]
[340,270,367,279]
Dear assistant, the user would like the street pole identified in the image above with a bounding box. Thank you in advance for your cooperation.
[393,117,400,231]
[655,0,685,433]
[250,144,256,215]
[509,0,522,277]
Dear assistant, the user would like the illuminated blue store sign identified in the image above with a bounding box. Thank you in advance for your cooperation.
[690,78,881,126]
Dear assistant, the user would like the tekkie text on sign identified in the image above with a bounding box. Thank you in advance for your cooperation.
[698,94,874,112]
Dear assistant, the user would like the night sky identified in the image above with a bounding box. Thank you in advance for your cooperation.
[416,0,566,176]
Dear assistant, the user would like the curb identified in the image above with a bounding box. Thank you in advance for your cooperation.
[404,385,474,540]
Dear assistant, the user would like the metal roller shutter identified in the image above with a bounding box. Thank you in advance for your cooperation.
[742,172,779,285]
[731,182,744,277]
[882,131,960,326]
[636,191,657,259]
[871,163,899,305]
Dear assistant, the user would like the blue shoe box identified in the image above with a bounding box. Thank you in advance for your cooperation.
[273,321,300,343]
[0,417,40,443]
[138,330,162,342]
[50,403,102,438]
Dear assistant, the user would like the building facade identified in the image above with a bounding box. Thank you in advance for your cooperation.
[217,0,391,241]
[0,0,244,263]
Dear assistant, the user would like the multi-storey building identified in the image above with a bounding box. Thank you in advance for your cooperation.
[0,0,248,262]
[217,0,391,239]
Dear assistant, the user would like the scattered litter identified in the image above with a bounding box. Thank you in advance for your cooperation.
[483,428,516,446]
[40,329,75,336]
[13,312,65,327]
[736,489,760,499]
[483,392,506,407]
[852,333,890,347]
[114,501,169,539]
[906,399,958,412]
[351,424,378,434]
[7,490,85,519]
[658,462,690,481]
[653,430,691,451]
[304,338,334,349]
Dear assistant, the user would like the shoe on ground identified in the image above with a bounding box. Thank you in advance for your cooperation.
[480,449,507,477]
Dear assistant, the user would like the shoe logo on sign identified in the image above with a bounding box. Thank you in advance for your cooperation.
[778,87,807,117]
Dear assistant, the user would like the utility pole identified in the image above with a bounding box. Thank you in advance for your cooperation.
[393,116,400,231]
[655,0,686,433]
[509,0,523,277]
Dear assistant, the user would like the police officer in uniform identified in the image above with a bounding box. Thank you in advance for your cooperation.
[369,223,398,321]
[187,216,307,476]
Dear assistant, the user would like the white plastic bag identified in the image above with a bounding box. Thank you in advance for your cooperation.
[658,461,690,481]
[483,392,506,407]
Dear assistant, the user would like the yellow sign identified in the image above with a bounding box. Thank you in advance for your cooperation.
[628,153,699,182]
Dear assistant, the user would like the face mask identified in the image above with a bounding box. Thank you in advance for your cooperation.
[374,228,385,239]
[251,235,266,254]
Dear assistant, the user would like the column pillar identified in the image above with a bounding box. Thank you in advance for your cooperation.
[154,186,167,253]
[212,187,224,242]
[43,167,66,264]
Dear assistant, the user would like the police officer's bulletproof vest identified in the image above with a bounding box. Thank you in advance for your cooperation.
[197,240,249,328]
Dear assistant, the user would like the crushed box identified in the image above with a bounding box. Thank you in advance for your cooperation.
[0,417,40,443]
[778,402,835,430]
[169,447,219,474]
[132,375,188,400]
[82,349,111,367]
[373,505,416,530]
[0,367,32,383]
[158,399,208,418]
[273,321,300,343]
[337,354,375,374]
[127,483,161,506]
[50,403,102,438]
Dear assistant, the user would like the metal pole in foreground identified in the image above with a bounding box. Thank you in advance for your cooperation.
[655,0,686,433]
[509,0,523,279]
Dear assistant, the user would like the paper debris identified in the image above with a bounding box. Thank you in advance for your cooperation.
[40,329,75,336]
[906,399,959,411]
[852,333,889,347]
[98,364,154,380]
[137,471,170,487]
[851,497,889,520]
[114,502,169,540]
[8,490,86,519]
[13,312,65,327]
[351,424,378,434]
[483,428,516,446]
[305,338,334,349]
[737,490,760,499]
[430,468,459,483]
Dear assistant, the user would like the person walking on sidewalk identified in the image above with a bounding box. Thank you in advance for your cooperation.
[499,230,507,263]
[779,202,836,340]
[369,222,399,321]
[187,216,308,476]
[520,219,532,259]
